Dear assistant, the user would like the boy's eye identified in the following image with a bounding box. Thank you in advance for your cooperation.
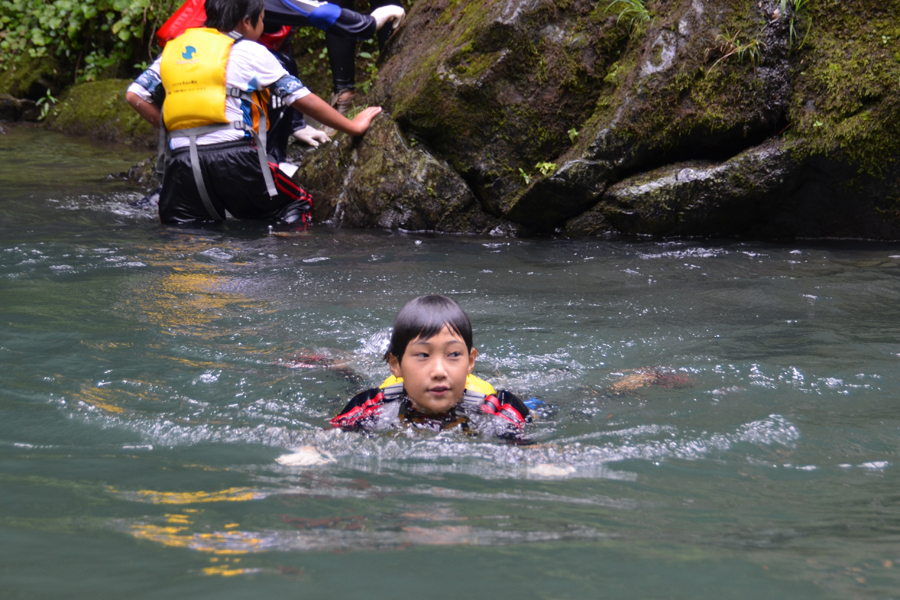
[448,351,462,358]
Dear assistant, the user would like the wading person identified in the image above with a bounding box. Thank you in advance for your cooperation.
[125,0,381,225]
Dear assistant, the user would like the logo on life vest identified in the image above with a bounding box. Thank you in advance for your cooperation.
[181,46,197,60]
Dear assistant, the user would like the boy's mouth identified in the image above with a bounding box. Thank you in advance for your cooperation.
[428,386,450,395]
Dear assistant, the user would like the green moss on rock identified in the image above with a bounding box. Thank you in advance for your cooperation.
[47,79,156,148]
[786,0,900,175]
[0,54,61,99]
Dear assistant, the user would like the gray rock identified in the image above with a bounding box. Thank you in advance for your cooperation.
[290,115,505,233]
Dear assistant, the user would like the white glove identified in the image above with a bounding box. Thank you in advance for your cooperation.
[371,5,405,31]
[292,125,332,147]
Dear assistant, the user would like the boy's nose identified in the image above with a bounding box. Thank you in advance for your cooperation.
[430,358,449,378]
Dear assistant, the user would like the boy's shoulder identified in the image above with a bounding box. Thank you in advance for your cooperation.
[330,387,390,429]
[228,37,284,66]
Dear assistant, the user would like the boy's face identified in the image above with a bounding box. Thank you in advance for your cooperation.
[388,326,476,415]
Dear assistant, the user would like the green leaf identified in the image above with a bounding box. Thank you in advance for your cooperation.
[30,28,46,45]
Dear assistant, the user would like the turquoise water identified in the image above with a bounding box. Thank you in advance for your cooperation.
[2,125,900,598]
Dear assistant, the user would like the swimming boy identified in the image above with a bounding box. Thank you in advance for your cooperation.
[331,295,532,441]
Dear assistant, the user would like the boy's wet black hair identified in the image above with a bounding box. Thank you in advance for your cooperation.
[206,0,265,31]
[385,295,473,364]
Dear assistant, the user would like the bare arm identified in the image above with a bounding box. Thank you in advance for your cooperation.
[126,91,161,128]
[291,94,382,136]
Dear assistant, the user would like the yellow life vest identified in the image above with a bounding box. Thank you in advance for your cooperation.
[160,28,233,132]
[379,374,497,396]
[160,28,270,134]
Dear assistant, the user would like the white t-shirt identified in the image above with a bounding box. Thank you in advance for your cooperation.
[128,36,310,149]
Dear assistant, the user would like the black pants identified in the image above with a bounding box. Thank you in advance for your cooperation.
[159,139,312,224]
[325,0,402,92]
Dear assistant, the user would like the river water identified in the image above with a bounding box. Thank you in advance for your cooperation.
[2,125,900,598]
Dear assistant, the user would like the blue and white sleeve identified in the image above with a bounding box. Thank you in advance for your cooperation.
[127,57,163,105]
[273,74,311,105]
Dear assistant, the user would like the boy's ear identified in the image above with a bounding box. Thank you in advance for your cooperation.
[467,348,477,374]
[388,353,403,378]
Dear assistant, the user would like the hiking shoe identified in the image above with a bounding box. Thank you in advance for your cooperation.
[331,88,356,115]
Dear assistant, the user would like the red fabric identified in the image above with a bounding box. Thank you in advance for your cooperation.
[269,162,313,223]
[331,391,385,428]
[156,0,207,47]
[480,394,526,426]
[259,26,292,51]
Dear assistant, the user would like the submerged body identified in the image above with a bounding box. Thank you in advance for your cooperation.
[331,374,532,442]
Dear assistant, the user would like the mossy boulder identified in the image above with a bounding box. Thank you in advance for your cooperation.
[290,115,509,233]
[0,54,64,100]
[375,0,623,216]
[46,79,157,148]
[573,139,793,237]
[0,94,39,121]
[302,0,900,238]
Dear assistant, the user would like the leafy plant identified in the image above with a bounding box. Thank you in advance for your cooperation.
[705,31,765,72]
[535,162,557,176]
[356,43,380,94]
[0,0,181,82]
[518,168,532,185]
[603,61,621,85]
[778,0,811,53]
[605,0,651,32]
[567,128,579,144]
[35,88,56,120]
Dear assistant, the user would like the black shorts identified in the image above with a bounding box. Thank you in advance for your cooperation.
[158,139,312,224]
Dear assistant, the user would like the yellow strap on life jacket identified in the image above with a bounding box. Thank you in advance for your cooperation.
[379,374,496,396]
[160,28,233,131]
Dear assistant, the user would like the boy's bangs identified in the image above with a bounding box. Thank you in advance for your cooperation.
[408,319,464,345]
[386,295,473,361]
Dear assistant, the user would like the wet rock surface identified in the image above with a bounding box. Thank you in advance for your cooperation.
[300,0,900,238]
[580,140,793,237]
[289,116,504,233]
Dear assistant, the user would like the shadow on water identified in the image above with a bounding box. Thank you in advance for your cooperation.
[2,126,900,598]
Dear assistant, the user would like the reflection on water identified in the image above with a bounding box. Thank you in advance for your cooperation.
[2,126,900,598]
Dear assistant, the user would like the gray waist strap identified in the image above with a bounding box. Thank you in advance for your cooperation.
[161,87,277,221]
